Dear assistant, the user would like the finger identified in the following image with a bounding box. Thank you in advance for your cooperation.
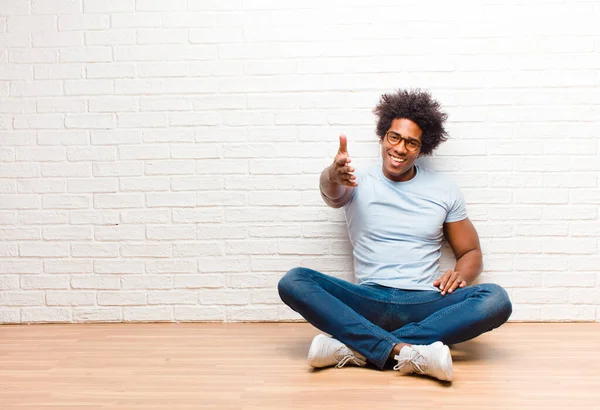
[438,270,451,291]
[340,165,355,174]
[335,154,348,167]
[338,134,348,154]
[443,272,459,295]
[433,277,442,287]
[459,280,466,288]
[447,279,461,294]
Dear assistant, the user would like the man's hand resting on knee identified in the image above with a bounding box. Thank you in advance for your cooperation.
[433,270,467,296]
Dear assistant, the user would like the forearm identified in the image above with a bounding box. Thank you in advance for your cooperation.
[454,249,483,284]
[319,166,346,202]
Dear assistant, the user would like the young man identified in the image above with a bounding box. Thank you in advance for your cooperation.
[278,89,512,382]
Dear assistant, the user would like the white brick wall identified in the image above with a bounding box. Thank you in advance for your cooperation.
[0,0,599,324]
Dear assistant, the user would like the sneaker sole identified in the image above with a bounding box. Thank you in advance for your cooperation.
[439,344,453,381]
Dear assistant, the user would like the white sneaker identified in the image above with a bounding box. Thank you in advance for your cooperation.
[393,341,453,381]
[307,334,367,368]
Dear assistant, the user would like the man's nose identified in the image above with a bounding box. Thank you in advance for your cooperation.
[394,139,408,154]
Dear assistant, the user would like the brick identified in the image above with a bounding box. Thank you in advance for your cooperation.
[38,97,87,113]
[144,128,194,143]
[69,211,118,227]
[118,113,167,128]
[84,0,135,13]
[46,291,95,306]
[44,259,91,274]
[121,243,171,258]
[21,275,69,290]
[148,290,197,305]
[137,29,187,44]
[0,243,18,257]
[0,291,44,306]
[21,308,71,323]
[120,209,170,224]
[85,30,135,46]
[71,243,119,258]
[93,260,145,274]
[198,256,249,273]
[227,306,279,322]
[146,192,195,208]
[67,178,117,193]
[197,192,245,207]
[97,291,146,306]
[33,32,82,48]
[123,306,172,322]
[118,146,168,160]
[198,289,249,305]
[86,63,136,79]
[73,307,121,322]
[65,114,115,129]
[170,145,220,159]
[0,309,21,324]
[0,276,20,290]
[9,49,58,64]
[121,275,172,290]
[18,179,65,193]
[59,14,110,31]
[173,208,222,224]
[174,307,225,321]
[92,130,141,145]
[0,260,42,274]
[32,0,82,14]
[173,274,225,289]
[89,97,138,112]
[93,162,143,177]
[71,274,120,289]
[140,96,192,111]
[0,195,41,210]
[94,193,143,209]
[173,242,223,258]
[94,225,145,241]
[0,65,34,80]
[42,194,90,209]
[146,260,196,274]
[43,226,92,240]
[14,114,64,129]
[147,226,195,240]
[120,177,170,192]
[38,130,88,145]
[135,159,186,176]
[60,47,111,63]
[111,13,161,28]
[171,176,223,191]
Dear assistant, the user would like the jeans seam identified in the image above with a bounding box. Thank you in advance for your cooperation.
[397,296,471,338]
[309,272,399,367]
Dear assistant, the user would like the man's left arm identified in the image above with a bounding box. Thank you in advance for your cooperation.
[434,218,483,295]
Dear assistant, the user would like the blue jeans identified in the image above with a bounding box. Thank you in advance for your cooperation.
[278,267,512,370]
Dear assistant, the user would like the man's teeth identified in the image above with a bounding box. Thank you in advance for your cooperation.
[390,155,406,162]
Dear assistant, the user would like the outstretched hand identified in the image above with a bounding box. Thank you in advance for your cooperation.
[328,134,357,187]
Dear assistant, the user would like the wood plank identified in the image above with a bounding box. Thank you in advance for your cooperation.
[0,323,599,409]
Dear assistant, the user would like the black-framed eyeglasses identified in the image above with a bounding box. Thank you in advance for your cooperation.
[385,131,422,152]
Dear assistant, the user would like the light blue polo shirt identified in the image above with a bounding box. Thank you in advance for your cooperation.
[344,164,467,291]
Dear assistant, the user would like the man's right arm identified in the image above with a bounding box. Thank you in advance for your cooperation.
[319,134,357,209]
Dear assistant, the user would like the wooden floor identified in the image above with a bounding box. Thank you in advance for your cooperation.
[1,323,599,409]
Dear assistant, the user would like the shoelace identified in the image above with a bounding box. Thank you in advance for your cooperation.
[393,348,428,374]
[334,347,365,368]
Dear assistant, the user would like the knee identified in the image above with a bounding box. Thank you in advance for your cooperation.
[477,283,512,324]
[277,267,309,303]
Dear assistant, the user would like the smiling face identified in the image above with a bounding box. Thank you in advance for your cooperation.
[380,118,423,182]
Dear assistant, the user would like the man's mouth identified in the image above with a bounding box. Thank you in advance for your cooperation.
[389,154,406,165]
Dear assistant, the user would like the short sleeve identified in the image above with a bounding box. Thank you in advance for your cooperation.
[445,182,467,223]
